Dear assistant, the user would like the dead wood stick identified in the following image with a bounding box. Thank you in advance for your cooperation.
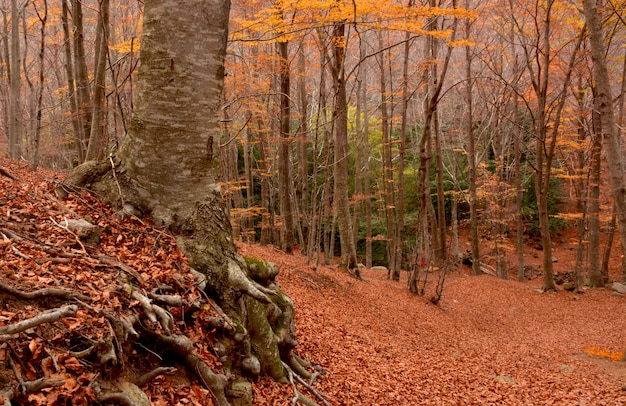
[0,280,90,301]
[34,257,72,265]
[0,305,78,338]
[0,228,22,240]
[134,366,177,386]
[0,166,22,182]
[49,216,87,253]
[44,192,79,218]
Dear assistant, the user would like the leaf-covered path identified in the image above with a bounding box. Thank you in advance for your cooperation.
[241,243,626,405]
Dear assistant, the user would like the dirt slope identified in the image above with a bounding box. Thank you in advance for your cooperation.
[240,243,626,405]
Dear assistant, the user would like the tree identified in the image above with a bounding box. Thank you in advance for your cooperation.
[581,0,626,284]
[64,1,304,403]
[331,16,360,277]
[8,0,21,159]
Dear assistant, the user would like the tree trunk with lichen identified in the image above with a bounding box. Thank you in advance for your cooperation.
[62,1,298,404]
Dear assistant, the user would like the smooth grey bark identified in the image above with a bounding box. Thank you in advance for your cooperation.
[86,0,110,161]
[331,21,359,276]
[61,0,83,163]
[72,0,92,158]
[8,0,21,159]
[582,0,626,283]
[64,1,299,403]
[465,4,480,276]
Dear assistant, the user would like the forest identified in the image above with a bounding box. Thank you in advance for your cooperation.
[3,0,626,290]
[0,0,625,404]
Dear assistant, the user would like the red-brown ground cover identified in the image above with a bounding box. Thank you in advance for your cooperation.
[241,242,626,405]
[0,158,625,405]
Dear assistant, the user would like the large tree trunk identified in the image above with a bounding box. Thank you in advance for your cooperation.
[331,21,359,277]
[64,1,299,402]
[582,0,626,283]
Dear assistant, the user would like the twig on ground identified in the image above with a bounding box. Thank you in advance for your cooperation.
[0,167,22,182]
[49,216,87,253]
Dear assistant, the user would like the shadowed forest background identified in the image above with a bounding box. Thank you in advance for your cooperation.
[0,0,626,404]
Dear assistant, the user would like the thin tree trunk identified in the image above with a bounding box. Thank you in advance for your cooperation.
[86,0,110,161]
[31,0,47,171]
[588,107,602,287]
[8,0,22,159]
[277,39,295,253]
[297,46,309,252]
[61,0,84,163]
[331,21,358,276]
[72,0,92,158]
[581,0,626,283]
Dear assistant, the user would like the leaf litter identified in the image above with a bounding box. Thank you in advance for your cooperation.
[0,157,625,405]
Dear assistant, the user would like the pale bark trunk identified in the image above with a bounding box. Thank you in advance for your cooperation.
[72,0,92,157]
[31,0,47,171]
[61,1,84,163]
[86,0,110,161]
[65,1,299,399]
[588,108,602,287]
[297,46,309,252]
[8,0,22,159]
[582,0,626,283]
[331,21,358,276]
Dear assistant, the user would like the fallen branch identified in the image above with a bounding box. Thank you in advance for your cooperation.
[0,166,22,182]
[0,280,90,302]
[0,305,78,339]
[22,377,65,393]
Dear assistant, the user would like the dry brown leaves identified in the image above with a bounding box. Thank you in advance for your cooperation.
[240,242,626,405]
[0,159,218,405]
[1,157,625,405]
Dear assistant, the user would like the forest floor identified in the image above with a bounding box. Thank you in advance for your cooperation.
[244,241,626,405]
[0,158,625,405]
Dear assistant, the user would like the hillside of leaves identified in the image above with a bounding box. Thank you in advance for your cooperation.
[0,157,625,405]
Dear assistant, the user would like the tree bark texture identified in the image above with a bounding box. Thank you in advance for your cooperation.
[582,0,626,283]
[64,1,299,402]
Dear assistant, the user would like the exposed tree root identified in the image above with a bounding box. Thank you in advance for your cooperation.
[282,361,333,406]
[134,366,177,386]
[0,280,90,301]
[0,305,78,340]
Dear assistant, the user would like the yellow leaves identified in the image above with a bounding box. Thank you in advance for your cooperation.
[584,346,625,361]
[109,37,141,54]
[231,0,475,42]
